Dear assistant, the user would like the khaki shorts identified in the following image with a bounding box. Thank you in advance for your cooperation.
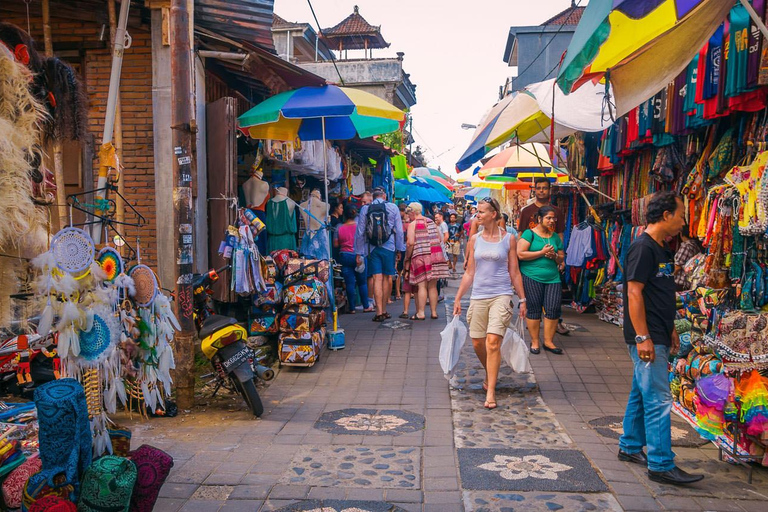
[466,295,514,338]
[446,242,461,256]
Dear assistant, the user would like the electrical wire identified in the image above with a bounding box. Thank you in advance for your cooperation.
[512,0,584,87]
[305,0,345,85]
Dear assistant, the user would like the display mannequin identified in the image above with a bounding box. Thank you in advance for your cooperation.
[242,169,270,210]
[299,189,330,260]
[300,189,328,232]
[266,187,297,252]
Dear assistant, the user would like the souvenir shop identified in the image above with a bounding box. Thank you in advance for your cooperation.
[559,1,768,476]
[210,131,396,368]
[0,22,176,511]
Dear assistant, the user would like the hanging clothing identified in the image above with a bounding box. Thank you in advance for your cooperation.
[266,199,297,253]
[300,228,330,261]
[565,225,595,268]
[350,169,366,195]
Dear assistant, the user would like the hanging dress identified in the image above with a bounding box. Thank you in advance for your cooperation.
[266,199,297,253]
[300,198,330,260]
[350,169,366,196]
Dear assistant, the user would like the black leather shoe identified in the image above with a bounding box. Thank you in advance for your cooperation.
[530,346,541,354]
[618,450,647,466]
[647,466,704,485]
[543,345,563,355]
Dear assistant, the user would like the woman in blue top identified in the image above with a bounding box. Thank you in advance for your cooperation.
[516,206,565,355]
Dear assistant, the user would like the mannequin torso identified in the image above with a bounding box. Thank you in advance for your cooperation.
[242,171,269,210]
[270,186,295,215]
[300,190,328,231]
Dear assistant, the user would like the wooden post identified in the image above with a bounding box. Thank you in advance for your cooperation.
[42,0,68,230]
[108,1,125,238]
[169,0,196,410]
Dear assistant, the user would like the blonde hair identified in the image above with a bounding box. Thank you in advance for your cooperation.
[408,202,423,214]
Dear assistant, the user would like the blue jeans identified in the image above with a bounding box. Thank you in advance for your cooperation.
[619,344,675,472]
[340,252,370,309]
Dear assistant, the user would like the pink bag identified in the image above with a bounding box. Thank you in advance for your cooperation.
[3,454,41,509]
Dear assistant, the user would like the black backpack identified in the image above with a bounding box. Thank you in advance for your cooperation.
[365,202,392,246]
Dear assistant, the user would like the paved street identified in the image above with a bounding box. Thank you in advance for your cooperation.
[123,279,768,512]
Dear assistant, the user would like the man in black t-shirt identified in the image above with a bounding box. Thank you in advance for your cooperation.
[618,191,703,486]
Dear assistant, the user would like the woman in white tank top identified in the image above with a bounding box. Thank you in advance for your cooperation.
[453,198,527,410]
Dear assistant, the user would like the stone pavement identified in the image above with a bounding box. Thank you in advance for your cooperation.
[125,300,461,512]
[120,278,768,512]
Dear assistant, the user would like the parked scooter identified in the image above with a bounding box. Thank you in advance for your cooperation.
[192,266,267,417]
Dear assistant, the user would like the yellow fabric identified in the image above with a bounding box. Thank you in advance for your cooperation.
[340,87,405,121]
[98,142,117,179]
[589,1,678,74]
[463,181,504,189]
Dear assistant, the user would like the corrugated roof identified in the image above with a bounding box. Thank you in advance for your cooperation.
[195,0,275,52]
[541,5,585,26]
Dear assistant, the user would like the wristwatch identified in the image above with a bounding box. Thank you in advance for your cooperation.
[634,334,650,344]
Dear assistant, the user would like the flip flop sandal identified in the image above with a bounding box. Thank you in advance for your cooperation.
[399,313,409,319]
[384,313,391,319]
[410,315,426,321]
[372,314,386,322]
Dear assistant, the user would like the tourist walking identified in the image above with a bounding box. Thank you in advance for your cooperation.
[355,188,405,322]
[516,206,565,355]
[619,191,703,486]
[399,206,414,318]
[403,202,449,320]
[453,198,527,410]
[336,205,374,313]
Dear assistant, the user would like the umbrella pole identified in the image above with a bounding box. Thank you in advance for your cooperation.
[321,117,338,329]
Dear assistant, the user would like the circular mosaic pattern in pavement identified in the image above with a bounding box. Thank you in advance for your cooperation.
[314,408,425,436]
[270,499,407,512]
[588,415,708,447]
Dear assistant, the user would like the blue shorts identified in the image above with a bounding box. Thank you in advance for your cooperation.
[367,247,397,277]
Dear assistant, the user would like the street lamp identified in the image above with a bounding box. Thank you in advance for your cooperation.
[460,123,477,130]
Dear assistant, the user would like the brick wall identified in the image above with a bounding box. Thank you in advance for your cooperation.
[2,13,159,267]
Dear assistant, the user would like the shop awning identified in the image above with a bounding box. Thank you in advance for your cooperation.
[195,0,276,52]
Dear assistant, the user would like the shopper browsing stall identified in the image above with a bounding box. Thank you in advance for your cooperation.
[619,191,703,486]
[403,203,449,321]
[336,205,374,313]
[447,213,463,273]
[453,197,527,410]
[517,206,565,355]
[354,188,405,322]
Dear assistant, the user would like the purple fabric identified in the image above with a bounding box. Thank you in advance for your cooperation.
[128,445,174,512]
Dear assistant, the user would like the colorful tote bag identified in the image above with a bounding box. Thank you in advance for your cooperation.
[248,308,279,335]
[278,328,325,365]
[253,282,282,307]
[283,258,330,285]
[279,304,326,333]
[128,445,174,512]
[283,278,328,307]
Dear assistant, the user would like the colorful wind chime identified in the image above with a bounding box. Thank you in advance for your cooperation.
[33,226,178,455]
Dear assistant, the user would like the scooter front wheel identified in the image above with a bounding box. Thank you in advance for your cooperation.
[231,377,264,417]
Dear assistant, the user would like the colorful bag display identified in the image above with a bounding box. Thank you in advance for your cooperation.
[3,454,41,509]
[77,456,137,512]
[283,258,330,285]
[28,495,76,512]
[128,445,174,512]
[283,278,328,307]
[279,304,326,333]
[270,250,299,275]
[279,328,326,366]
[248,308,278,335]
[253,282,282,307]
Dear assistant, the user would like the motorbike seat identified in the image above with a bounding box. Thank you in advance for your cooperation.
[199,315,238,339]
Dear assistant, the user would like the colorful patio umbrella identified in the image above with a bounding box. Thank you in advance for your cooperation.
[557,0,733,117]
[455,80,613,171]
[394,178,452,204]
[410,167,452,181]
[238,85,404,141]
[419,176,455,196]
[477,143,553,179]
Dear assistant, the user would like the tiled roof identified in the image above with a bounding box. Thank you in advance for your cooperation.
[541,5,585,26]
[324,5,382,36]
[272,14,308,30]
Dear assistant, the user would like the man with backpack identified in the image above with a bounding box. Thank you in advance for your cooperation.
[355,188,405,322]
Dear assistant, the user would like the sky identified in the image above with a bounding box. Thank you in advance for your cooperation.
[274,0,581,176]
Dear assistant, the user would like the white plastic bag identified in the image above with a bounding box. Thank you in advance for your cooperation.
[439,315,467,379]
[501,314,532,373]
